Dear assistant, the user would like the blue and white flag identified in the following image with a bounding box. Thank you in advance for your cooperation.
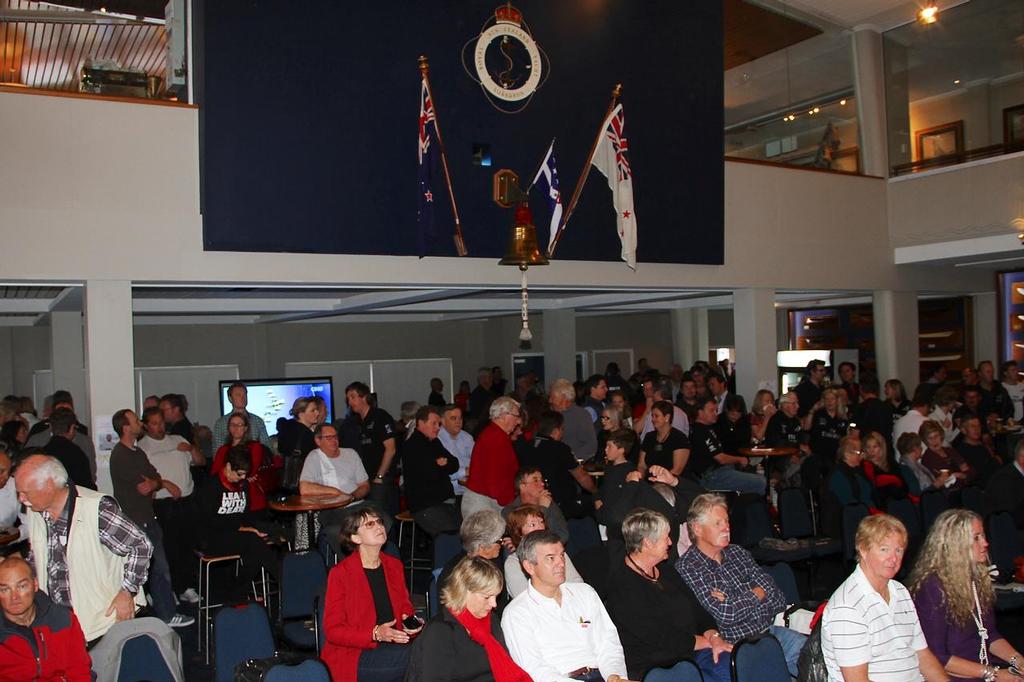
[416,77,438,257]
[531,139,563,253]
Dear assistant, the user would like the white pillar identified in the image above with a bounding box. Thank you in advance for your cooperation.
[852,26,889,177]
[873,290,919,386]
[84,280,135,493]
[542,309,576,386]
[733,289,778,401]
[972,292,997,363]
[670,308,710,367]
[50,311,87,423]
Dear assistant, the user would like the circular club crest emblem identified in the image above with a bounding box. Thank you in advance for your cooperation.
[463,5,548,113]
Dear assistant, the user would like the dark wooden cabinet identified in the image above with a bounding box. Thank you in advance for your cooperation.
[788,297,972,381]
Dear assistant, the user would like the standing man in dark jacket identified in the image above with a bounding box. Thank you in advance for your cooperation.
[795,360,826,419]
[0,557,91,680]
[402,406,460,536]
[43,408,94,490]
[342,382,398,515]
[850,375,893,447]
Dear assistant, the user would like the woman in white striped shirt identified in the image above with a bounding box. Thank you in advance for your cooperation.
[821,514,949,681]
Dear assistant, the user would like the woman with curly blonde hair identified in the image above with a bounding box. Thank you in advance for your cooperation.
[909,509,1023,680]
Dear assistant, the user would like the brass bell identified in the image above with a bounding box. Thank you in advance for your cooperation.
[499,203,549,268]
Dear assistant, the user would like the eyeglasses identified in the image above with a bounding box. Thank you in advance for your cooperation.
[317,434,339,440]
[360,518,384,529]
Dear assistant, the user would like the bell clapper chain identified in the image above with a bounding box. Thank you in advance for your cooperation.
[516,266,532,339]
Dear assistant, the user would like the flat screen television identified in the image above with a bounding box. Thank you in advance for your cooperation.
[217,377,334,437]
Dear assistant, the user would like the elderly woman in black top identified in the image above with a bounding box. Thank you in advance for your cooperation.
[605,509,732,682]
[406,556,531,682]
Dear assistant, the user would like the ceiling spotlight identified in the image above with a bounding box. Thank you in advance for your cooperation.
[839,99,847,106]
[953,79,961,85]
[918,5,938,24]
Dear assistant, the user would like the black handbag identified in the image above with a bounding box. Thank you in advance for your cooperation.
[796,617,828,682]
[281,448,304,492]
[234,652,306,682]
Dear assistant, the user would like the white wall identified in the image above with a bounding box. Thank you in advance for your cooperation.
[0,90,989,295]
[887,153,1024,248]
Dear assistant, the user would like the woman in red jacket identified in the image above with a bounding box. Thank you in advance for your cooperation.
[321,508,420,682]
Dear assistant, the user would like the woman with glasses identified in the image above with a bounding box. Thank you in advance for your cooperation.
[909,509,1024,681]
[438,510,511,618]
[597,405,629,463]
[321,507,419,682]
[210,412,280,513]
[824,436,877,536]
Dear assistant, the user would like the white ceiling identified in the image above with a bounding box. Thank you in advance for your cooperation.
[772,0,969,30]
[0,285,889,327]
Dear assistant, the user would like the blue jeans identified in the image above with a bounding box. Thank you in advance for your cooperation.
[142,520,176,621]
[357,642,409,682]
[770,625,807,678]
[692,649,732,682]
[702,467,765,495]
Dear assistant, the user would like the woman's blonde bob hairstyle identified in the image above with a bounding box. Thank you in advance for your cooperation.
[855,514,908,562]
[440,555,504,612]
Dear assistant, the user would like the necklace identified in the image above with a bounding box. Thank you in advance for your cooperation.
[627,554,659,583]
[971,580,990,667]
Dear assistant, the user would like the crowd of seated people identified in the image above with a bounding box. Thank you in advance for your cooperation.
[0,354,1020,679]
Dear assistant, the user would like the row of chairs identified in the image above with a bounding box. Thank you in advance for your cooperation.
[214,603,329,682]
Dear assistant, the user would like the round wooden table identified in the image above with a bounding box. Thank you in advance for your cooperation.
[582,462,606,478]
[739,446,798,500]
[269,494,352,549]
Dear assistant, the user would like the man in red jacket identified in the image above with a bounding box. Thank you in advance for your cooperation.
[0,556,91,680]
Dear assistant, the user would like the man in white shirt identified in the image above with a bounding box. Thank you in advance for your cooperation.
[893,394,930,457]
[299,423,386,554]
[212,382,271,450]
[1002,360,1024,422]
[438,404,473,497]
[0,449,27,546]
[138,408,199,602]
[502,529,632,682]
[927,387,959,446]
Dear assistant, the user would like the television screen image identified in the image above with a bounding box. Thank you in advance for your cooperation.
[218,377,334,437]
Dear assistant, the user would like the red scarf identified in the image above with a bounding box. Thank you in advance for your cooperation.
[451,607,532,682]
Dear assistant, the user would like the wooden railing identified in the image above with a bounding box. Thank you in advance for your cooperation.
[892,141,1024,176]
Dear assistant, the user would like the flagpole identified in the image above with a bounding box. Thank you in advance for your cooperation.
[419,55,468,257]
[547,83,621,258]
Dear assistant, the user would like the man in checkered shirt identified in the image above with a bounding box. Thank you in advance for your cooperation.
[675,493,806,676]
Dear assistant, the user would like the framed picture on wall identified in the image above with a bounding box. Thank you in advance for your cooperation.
[1003,104,1024,145]
[998,270,1024,362]
[915,120,964,161]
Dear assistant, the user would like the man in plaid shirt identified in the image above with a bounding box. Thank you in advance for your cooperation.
[12,454,153,642]
[675,493,806,676]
